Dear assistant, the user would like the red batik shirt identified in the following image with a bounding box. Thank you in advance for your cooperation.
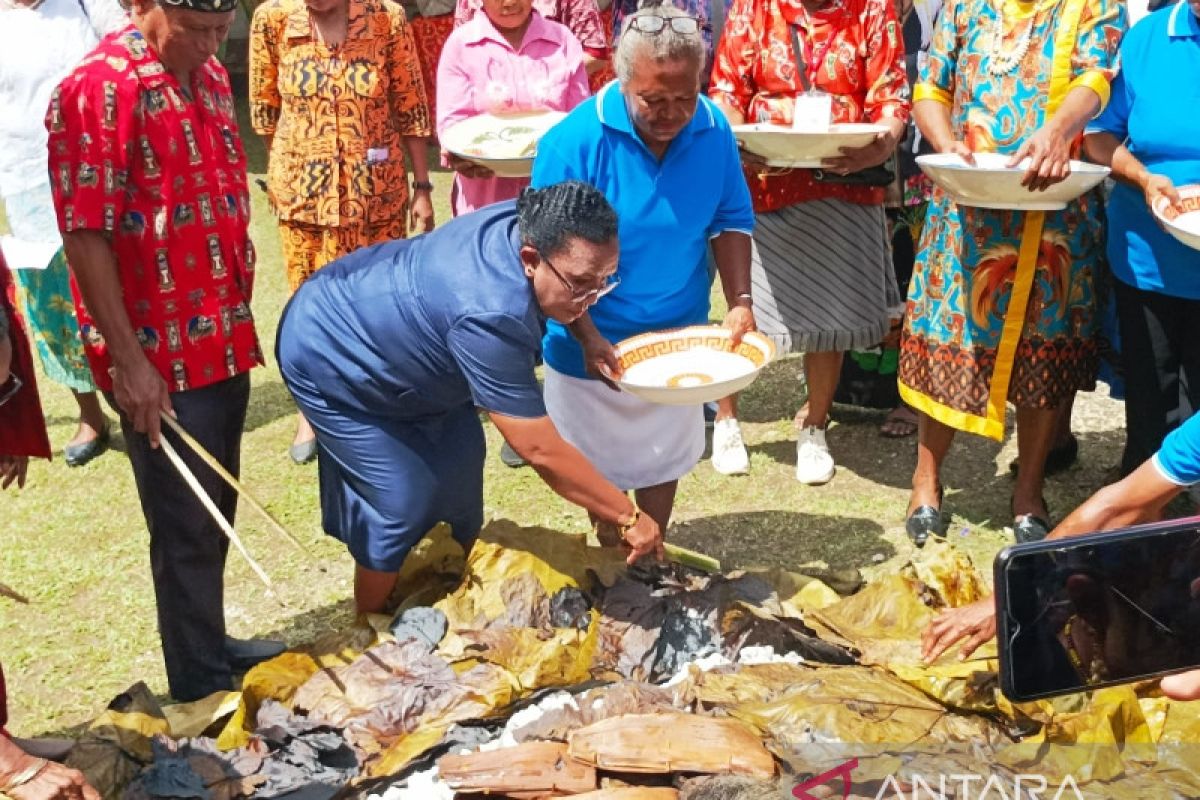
[47,26,262,394]
[709,0,911,213]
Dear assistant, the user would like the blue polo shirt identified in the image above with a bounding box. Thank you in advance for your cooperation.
[1155,412,1200,486]
[531,83,755,379]
[1087,2,1200,299]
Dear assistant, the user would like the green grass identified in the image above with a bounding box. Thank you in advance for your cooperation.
[0,102,1131,737]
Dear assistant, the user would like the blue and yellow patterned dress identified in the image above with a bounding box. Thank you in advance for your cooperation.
[898,0,1124,440]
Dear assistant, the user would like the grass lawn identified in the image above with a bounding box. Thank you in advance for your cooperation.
[0,98,1130,737]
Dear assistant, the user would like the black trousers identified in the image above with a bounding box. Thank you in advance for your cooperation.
[1115,280,1200,476]
[107,372,250,701]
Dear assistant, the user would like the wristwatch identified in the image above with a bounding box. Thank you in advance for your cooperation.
[412,179,434,192]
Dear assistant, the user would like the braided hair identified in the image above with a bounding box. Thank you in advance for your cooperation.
[516,182,618,257]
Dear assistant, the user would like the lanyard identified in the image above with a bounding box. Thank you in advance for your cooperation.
[788,12,838,91]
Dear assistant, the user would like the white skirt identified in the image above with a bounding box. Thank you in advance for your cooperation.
[543,366,705,491]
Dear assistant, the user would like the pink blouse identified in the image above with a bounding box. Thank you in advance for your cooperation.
[436,11,590,216]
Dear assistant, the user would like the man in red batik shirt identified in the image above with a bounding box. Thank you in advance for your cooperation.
[47,0,285,702]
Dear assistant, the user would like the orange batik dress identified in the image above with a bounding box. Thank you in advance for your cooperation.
[249,0,432,291]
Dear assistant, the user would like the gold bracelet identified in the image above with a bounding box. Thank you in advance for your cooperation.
[1,758,47,793]
[617,507,641,542]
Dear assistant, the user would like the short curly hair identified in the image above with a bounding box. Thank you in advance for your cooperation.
[516,181,618,257]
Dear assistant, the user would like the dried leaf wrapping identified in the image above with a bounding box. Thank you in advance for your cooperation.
[65,682,170,800]
[438,741,597,794]
[216,652,321,750]
[567,713,776,778]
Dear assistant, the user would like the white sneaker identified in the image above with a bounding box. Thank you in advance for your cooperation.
[711,418,750,475]
[795,425,835,485]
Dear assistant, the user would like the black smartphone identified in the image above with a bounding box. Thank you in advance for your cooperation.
[995,518,1200,702]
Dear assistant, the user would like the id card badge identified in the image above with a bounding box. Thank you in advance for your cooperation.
[367,147,390,164]
[792,90,832,132]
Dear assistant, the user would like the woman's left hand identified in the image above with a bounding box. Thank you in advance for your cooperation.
[410,190,435,234]
[1009,123,1074,191]
[823,120,903,174]
[721,305,756,347]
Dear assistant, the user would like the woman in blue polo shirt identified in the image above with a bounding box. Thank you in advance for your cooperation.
[276,183,664,613]
[1084,0,1200,476]
[530,6,756,543]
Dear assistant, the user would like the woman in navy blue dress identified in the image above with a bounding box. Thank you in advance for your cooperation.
[278,182,663,612]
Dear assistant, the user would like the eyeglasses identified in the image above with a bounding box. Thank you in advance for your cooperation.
[627,14,702,35]
[540,253,620,304]
[0,374,23,408]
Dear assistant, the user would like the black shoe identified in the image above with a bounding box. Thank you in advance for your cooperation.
[1013,514,1052,543]
[224,636,286,672]
[499,441,528,468]
[63,426,110,467]
[905,488,947,548]
[289,438,318,464]
[703,401,719,429]
[1010,433,1079,477]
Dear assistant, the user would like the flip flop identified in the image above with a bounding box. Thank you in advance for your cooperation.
[880,405,918,438]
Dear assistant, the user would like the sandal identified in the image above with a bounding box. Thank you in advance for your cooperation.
[880,404,918,438]
[1012,495,1052,543]
[905,487,948,548]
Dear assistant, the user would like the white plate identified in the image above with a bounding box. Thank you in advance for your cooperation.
[440,111,566,179]
[1152,184,1200,252]
[916,152,1110,211]
[610,326,776,406]
[732,122,889,168]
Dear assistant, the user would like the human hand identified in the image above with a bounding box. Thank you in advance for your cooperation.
[721,305,756,347]
[1143,173,1181,214]
[736,144,769,167]
[620,511,665,565]
[1009,124,1074,191]
[0,455,28,490]
[941,140,976,165]
[921,597,997,662]
[409,190,435,234]
[110,352,172,448]
[444,152,495,179]
[2,755,100,800]
[1161,670,1200,700]
[581,331,622,391]
[823,128,898,174]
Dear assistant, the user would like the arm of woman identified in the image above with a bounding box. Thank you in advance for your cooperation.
[825,0,910,172]
[388,7,435,232]
[911,0,971,161]
[1083,131,1180,210]
[248,5,282,143]
[1009,0,1126,189]
[707,0,757,126]
[435,34,496,180]
[488,413,664,563]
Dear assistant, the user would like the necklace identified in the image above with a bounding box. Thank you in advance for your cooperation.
[985,1,1035,76]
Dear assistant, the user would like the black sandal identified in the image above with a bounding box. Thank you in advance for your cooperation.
[1012,496,1052,543]
[905,487,948,548]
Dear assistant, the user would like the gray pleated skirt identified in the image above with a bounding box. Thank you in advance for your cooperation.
[750,198,900,354]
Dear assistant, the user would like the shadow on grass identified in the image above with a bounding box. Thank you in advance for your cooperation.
[668,509,894,573]
[245,379,302,432]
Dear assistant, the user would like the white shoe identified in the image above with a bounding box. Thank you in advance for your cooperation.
[795,426,835,485]
[711,418,750,475]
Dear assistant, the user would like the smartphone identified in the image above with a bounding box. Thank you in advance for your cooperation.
[995,518,1200,702]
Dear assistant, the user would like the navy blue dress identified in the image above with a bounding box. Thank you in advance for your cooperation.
[277,201,546,571]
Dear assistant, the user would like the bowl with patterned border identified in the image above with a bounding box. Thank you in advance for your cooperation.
[1152,184,1200,252]
[609,326,777,406]
[440,110,566,179]
[916,152,1110,211]
[732,122,891,168]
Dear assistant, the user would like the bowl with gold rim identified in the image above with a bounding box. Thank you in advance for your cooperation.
[1152,184,1200,252]
[610,326,777,406]
[732,122,890,168]
[441,110,566,179]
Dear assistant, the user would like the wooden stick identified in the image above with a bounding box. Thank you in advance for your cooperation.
[0,581,28,604]
[159,434,280,600]
[160,412,313,560]
[664,543,721,573]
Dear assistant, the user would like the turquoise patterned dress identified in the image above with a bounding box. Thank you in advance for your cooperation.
[5,183,96,394]
[897,0,1124,440]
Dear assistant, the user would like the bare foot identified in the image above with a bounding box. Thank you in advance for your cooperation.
[880,404,918,438]
[293,413,316,447]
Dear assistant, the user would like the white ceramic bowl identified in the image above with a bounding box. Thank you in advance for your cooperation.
[1152,183,1200,252]
[610,326,777,406]
[916,152,1110,211]
[440,110,566,178]
[732,122,889,168]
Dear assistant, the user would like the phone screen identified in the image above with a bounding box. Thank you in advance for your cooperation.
[997,521,1200,701]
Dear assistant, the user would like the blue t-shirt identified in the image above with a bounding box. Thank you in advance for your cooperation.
[1154,413,1200,486]
[531,83,755,378]
[277,201,546,420]
[1086,3,1200,298]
